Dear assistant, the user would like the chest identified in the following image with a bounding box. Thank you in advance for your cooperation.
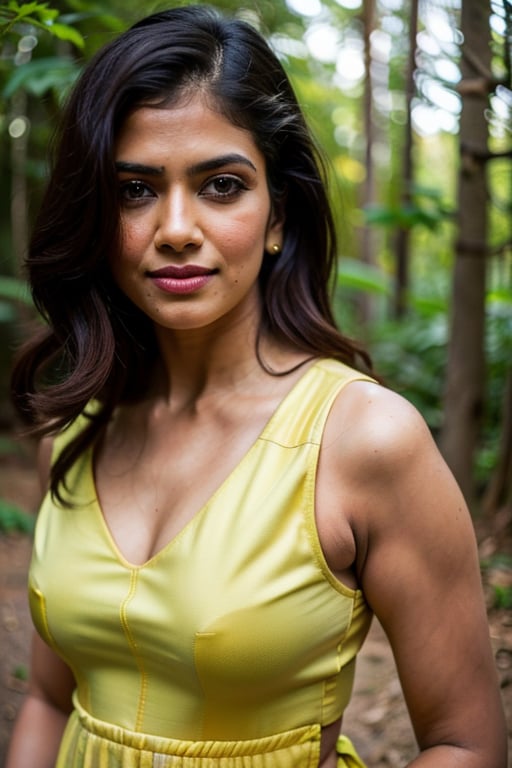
[93,399,281,565]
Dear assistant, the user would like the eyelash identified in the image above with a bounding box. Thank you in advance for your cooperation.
[119,180,152,204]
[202,175,248,200]
[118,175,248,206]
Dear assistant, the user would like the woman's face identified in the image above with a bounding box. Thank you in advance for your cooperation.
[112,93,283,336]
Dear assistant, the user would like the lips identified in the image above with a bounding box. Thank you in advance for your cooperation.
[147,264,217,295]
[147,265,216,279]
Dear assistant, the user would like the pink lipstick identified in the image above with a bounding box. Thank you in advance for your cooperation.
[147,265,216,295]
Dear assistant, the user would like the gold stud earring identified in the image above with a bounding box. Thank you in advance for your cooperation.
[271,244,281,255]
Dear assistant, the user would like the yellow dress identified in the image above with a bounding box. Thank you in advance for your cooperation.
[29,359,373,767]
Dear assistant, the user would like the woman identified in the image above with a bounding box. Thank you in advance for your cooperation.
[6,6,506,767]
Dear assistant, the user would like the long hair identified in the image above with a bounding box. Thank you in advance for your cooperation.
[11,4,372,501]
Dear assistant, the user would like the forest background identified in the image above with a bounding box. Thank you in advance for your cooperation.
[0,0,511,597]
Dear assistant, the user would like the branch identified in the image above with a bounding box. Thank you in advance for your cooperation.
[454,238,489,256]
[460,142,512,162]
[456,76,502,97]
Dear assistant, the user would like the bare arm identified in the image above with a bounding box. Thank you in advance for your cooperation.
[5,633,75,768]
[332,384,507,767]
[6,436,75,768]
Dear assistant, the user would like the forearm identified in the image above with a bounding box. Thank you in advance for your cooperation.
[407,743,507,768]
[5,693,68,768]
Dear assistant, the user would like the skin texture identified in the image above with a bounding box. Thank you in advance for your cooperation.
[6,96,507,768]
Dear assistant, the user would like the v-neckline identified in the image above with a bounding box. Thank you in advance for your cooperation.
[87,359,322,570]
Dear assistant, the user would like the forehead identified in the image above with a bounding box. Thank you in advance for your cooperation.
[115,93,265,169]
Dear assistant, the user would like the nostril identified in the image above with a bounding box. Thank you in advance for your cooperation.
[155,240,202,255]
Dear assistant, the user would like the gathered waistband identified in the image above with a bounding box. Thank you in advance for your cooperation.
[56,693,322,767]
[56,694,365,768]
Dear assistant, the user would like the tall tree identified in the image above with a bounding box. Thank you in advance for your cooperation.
[482,0,512,522]
[439,0,492,503]
[393,0,419,317]
[359,0,376,317]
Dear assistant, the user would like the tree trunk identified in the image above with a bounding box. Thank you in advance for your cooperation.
[393,0,418,318]
[481,0,512,525]
[482,367,512,515]
[439,0,491,505]
[357,0,376,325]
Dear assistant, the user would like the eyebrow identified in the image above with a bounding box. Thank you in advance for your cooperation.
[188,153,257,175]
[115,161,164,176]
[114,153,257,177]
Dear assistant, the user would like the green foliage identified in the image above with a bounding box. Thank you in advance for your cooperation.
[338,258,391,296]
[12,664,28,681]
[0,1,84,48]
[336,268,512,493]
[0,275,32,328]
[2,55,79,99]
[0,499,34,534]
[477,289,512,486]
[363,185,455,232]
[0,275,31,304]
[493,585,512,609]
[369,299,448,431]
[334,262,449,430]
[481,553,512,609]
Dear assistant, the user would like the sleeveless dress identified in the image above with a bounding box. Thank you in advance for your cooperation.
[28,359,374,767]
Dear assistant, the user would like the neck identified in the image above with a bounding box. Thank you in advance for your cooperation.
[148,315,308,413]
[150,307,263,406]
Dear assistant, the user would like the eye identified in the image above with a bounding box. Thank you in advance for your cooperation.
[119,180,155,204]
[201,175,248,201]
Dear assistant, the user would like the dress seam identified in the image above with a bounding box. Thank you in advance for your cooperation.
[119,569,148,731]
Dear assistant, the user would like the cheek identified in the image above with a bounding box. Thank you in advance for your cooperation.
[118,219,149,264]
[216,209,269,256]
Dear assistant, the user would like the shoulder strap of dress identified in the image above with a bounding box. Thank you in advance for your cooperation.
[260,359,375,448]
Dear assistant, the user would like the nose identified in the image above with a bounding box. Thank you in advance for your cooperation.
[154,188,203,254]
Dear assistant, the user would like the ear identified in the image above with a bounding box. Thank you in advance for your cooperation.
[265,201,285,254]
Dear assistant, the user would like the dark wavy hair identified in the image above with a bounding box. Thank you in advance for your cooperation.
[11,4,372,501]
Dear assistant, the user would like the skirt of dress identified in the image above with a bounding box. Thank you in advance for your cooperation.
[55,698,365,768]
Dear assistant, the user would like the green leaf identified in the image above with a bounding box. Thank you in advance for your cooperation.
[0,2,84,48]
[38,21,84,48]
[0,276,32,306]
[33,8,59,25]
[338,258,391,296]
[0,500,34,534]
[488,288,512,306]
[6,1,43,16]
[2,56,79,98]
[409,292,447,316]
[493,585,512,610]
[13,665,28,681]
[363,204,399,228]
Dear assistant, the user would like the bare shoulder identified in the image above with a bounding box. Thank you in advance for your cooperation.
[327,378,479,604]
[325,378,438,480]
[324,379,475,586]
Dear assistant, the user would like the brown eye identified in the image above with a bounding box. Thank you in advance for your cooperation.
[202,175,247,200]
[119,180,154,202]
